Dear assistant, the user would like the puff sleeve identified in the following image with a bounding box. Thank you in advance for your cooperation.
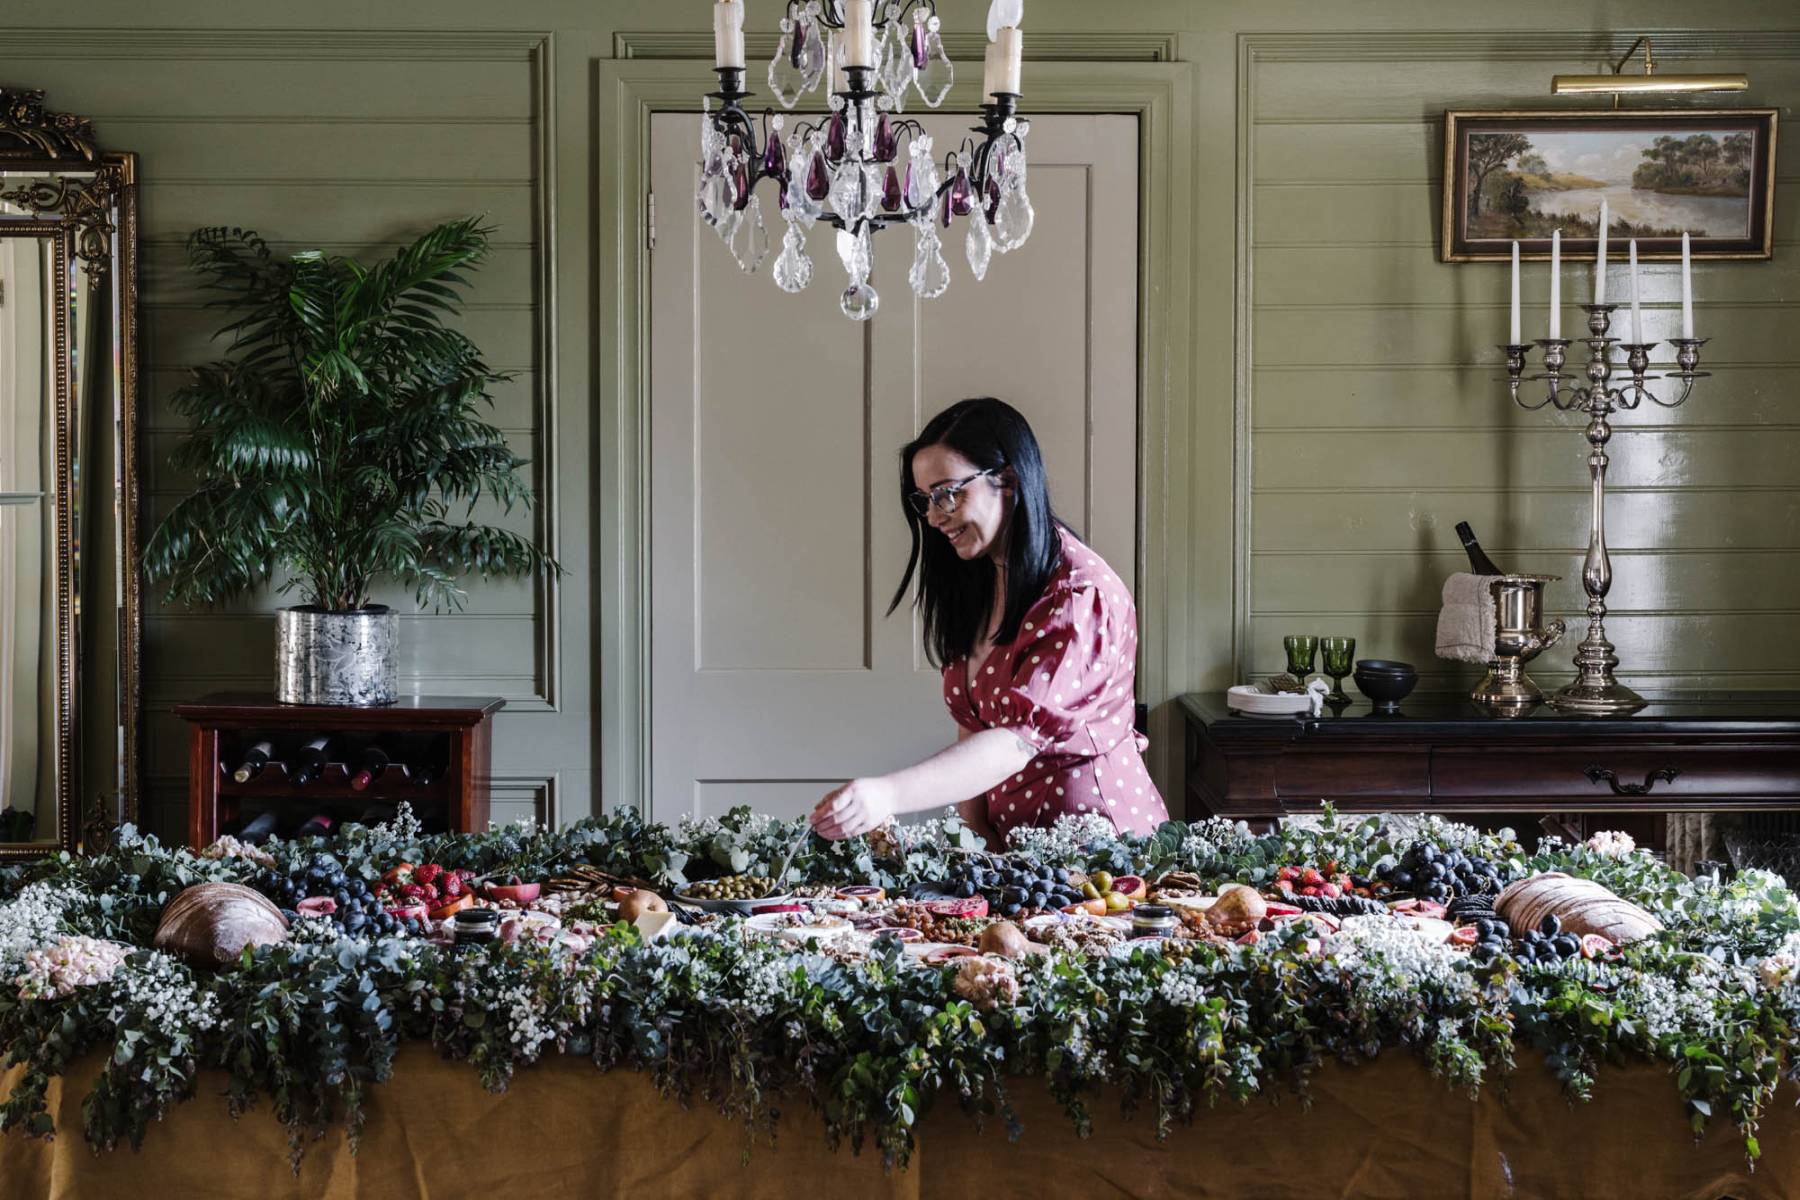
[976,580,1138,757]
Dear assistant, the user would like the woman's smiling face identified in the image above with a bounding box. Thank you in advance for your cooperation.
[911,443,1011,562]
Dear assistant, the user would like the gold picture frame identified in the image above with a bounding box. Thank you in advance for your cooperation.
[1441,108,1778,262]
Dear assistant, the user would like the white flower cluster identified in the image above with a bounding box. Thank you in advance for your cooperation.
[678,810,784,843]
[106,951,221,1037]
[950,955,1018,1009]
[1157,961,1208,1009]
[199,835,276,869]
[1005,812,1122,862]
[1584,830,1638,859]
[288,915,355,945]
[1174,817,1262,866]
[1612,966,1723,1042]
[16,935,131,1000]
[728,951,798,1021]
[1327,916,1469,993]
[0,881,83,975]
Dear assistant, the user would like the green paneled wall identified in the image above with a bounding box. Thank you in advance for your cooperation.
[1,1,1793,841]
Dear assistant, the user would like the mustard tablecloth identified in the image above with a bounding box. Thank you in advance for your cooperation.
[3,1045,1795,1199]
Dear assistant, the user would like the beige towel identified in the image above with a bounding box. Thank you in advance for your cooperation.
[1435,572,1496,664]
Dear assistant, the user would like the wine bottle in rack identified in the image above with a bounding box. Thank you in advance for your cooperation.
[289,735,332,787]
[350,741,392,792]
[231,740,275,784]
[1454,521,1506,576]
[237,810,279,843]
[410,740,446,788]
[294,813,336,839]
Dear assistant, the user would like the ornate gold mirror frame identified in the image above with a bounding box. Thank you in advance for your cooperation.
[0,88,140,859]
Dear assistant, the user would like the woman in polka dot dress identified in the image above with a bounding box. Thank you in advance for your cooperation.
[810,397,1168,848]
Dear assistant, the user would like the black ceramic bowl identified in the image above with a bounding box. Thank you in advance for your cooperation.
[1353,660,1417,712]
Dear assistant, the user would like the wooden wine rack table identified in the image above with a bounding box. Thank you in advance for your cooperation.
[173,693,505,849]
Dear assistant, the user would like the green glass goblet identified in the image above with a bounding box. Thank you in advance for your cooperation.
[1282,634,1318,684]
[1319,636,1357,706]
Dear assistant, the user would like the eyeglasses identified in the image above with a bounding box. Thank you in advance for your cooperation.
[907,469,997,516]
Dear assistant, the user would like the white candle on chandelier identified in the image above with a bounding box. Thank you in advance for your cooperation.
[995,27,1023,95]
[1594,196,1608,305]
[712,0,745,70]
[842,0,875,69]
[1681,231,1694,338]
[1628,238,1643,344]
[1549,229,1561,339]
[982,39,1002,100]
[1509,240,1520,344]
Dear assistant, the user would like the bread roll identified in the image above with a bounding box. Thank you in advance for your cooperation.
[153,882,290,965]
[1496,872,1662,944]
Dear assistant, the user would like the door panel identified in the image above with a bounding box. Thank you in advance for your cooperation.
[650,112,1138,824]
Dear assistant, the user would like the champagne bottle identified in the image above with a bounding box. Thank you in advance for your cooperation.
[232,740,275,784]
[1454,521,1505,575]
[289,735,331,787]
[349,742,392,792]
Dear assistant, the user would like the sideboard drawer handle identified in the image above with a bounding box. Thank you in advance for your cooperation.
[1584,765,1681,796]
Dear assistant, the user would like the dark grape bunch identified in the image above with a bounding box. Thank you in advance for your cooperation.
[931,854,1083,916]
[254,858,421,937]
[1376,843,1502,903]
[1286,891,1387,918]
[1513,914,1583,964]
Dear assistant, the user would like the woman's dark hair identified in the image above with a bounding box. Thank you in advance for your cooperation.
[887,397,1065,667]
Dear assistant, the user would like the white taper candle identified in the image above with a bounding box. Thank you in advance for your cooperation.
[1628,239,1642,344]
[1594,197,1608,304]
[1681,231,1694,338]
[1510,241,1521,345]
[1549,229,1561,340]
[842,0,875,68]
[994,27,1023,94]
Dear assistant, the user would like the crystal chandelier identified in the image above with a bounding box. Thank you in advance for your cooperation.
[702,0,1035,320]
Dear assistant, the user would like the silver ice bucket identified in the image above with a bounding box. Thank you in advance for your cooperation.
[275,606,398,706]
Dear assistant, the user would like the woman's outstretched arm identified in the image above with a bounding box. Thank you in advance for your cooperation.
[810,726,1035,841]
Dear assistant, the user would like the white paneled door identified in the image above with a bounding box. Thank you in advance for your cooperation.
[649,112,1138,824]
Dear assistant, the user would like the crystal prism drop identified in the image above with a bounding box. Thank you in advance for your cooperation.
[768,31,806,107]
[915,30,953,107]
[874,113,897,162]
[828,162,874,222]
[993,182,1034,251]
[798,20,826,91]
[806,151,831,201]
[909,223,950,299]
[965,213,993,281]
[881,165,902,212]
[731,197,770,273]
[773,222,812,292]
[786,156,822,227]
[825,112,847,164]
[835,225,873,284]
[878,25,914,111]
[904,141,939,210]
[698,169,734,229]
[840,282,880,321]
[948,167,972,216]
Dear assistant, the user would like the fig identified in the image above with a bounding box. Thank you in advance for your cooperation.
[617,890,668,921]
[978,920,1030,959]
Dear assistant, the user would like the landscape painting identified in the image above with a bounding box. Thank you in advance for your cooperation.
[1441,110,1777,261]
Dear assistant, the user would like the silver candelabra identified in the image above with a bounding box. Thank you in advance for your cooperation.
[1500,304,1708,715]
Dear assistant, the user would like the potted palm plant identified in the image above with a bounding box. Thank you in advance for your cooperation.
[143,218,556,705]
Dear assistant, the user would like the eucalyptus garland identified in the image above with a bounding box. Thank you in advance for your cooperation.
[2,806,1798,1169]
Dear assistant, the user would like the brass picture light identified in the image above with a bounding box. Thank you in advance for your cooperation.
[1552,37,1748,103]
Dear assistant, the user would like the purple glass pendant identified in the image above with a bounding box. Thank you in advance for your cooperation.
[874,113,897,163]
[731,160,752,210]
[806,151,831,201]
[763,135,787,179]
[881,165,902,212]
[940,187,955,228]
[825,113,847,164]
[948,167,972,217]
[910,22,928,69]
[791,20,810,68]
[984,176,1002,222]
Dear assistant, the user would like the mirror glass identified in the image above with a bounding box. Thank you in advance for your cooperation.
[0,164,130,854]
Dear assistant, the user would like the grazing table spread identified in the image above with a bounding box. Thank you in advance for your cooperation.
[4,806,1800,1198]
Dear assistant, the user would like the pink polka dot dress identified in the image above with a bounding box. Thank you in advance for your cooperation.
[943,526,1169,838]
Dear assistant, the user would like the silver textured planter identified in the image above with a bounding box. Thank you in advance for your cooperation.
[275,606,398,706]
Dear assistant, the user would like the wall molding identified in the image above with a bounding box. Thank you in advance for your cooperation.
[613,30,1177,62]
[1242,30,1800,62]
[0,29,551,60]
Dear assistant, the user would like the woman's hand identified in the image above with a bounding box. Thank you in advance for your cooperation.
[811,777,898,840]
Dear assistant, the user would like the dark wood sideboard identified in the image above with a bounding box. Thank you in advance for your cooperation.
[1180,692,1800,837]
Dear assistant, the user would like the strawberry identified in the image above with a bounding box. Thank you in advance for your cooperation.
[1300,885,1321,897]
[399,883,426,902]
[1300,867,1324,888]
[421,882,440,902]
[442,874,464,898]
[1320,882,1341,898]
[415,863,443,886]
[1276,865,1300,883]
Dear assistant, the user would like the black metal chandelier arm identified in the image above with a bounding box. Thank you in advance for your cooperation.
[791,0,940,29]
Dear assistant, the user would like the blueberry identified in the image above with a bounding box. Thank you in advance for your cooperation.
[1553,934,1580,958]
[348,879,367,897]
[1538,914,1561,937]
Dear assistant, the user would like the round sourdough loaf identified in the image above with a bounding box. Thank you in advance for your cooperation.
[1496,872,1662,944]
[153,881,290,964]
